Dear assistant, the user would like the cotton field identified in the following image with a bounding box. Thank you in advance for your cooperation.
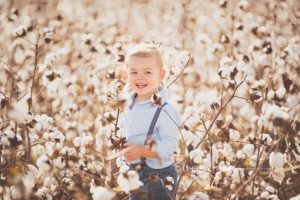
[0,0,299,199]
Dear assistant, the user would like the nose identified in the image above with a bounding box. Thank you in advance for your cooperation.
[136,74,145,80]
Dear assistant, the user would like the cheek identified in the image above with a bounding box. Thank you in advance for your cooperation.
[128,78,136,86]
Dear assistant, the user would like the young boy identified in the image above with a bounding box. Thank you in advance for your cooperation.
[122,44,181,200]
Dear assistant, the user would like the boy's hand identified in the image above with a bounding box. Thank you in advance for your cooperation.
[123,143,142,162]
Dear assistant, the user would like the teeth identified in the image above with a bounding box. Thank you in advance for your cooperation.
[136,84,146,88]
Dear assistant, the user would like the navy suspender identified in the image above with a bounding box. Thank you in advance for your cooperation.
[141,102,168,166]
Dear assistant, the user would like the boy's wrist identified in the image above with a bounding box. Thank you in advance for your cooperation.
[140,145,147,157]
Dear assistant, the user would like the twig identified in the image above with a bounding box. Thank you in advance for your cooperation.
[0,119,10,124]
[194,75,247,149]
[179,180,195,200]
[29,34,41,112]
[17,139,55,154]
[114,107,120,137]
[167,57,190,88]
[0,91,6,98]
[173,162,188,200]
[0,59,23,81]
[17,92,27,102]
[233,95,250,101]
[22,36,35,46]
[232,133,286,199]
[220,77,225,107]
[25,127,31,163]
[173,75,247,200]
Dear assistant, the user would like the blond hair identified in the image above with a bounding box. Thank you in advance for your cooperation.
[125,44,164,69]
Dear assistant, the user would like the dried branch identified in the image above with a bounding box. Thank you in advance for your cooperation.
[173,75,247,200]
[232,133,286,199]
[167,57,190,88]
[29,34,41,112]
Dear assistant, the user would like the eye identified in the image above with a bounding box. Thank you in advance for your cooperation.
[146,71,152,74]
[130,72,137,75]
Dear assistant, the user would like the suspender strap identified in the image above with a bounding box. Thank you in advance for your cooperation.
[141,102,168,166]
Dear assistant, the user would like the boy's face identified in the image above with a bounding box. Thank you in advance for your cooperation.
[125,56,165,101]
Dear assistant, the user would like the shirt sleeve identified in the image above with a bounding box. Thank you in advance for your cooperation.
[154,104,181,160]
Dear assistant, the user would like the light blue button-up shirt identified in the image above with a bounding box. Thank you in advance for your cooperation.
[123,86,181,169]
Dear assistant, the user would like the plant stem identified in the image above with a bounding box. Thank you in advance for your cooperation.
[29,34,40,112]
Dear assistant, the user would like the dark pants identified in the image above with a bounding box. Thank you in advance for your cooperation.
[129,163,177,200]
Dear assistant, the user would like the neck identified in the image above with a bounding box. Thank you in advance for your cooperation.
[135,93,154,102]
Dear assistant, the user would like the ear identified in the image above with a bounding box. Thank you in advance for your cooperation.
[159,69,165,81]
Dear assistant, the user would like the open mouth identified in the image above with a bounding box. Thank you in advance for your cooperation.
[136,83,147,89]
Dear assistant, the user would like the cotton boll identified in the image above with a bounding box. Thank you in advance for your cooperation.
[81,135,94,146]
[31,144,46,158]
[14,46,26,64]
[175,50,190,68]
[45,142,55,156]
[53,132,65,143]
[260,191,270,198]
[36,155,51,174]
[266,185,276,193]
[245,183,259,195]
[27,164,39,180]
[61,146,76,156]
[225,114,233,124]
[290,194,300,200]
[8,100,31,123]
[54,156,66,169]
[36,187,52,199]
[242,144,255,157]
[165,176,174,185]
[269,152,284,168]
[275,87,286,99]
[91,186,114,200]
[43,176,57,188]
[232,168,244,183]
[238,0,250,10]
[42,70,62,87]
[236,150,246,159]
[117,169,143,193]
[43,53,58,69]
[22,174,35,194]
[271,167,285,184]
[10,185,22,199]
[189,149,204,164]
[73,137,81,147]
[219,56,232,66]
[224,165,234,176]
[34,114,54,131]
[222,143,234,161]
[268,194,280,200]
[213,171,223,184]
[229,129,240,141]
[189,191,209,200]
[261,133,272,145]
[209,145,219,163]
[12,25,26,37]
[119,164,130,174]
[249,155,257,167]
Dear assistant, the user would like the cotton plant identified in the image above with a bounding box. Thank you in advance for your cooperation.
[0,1,299,199]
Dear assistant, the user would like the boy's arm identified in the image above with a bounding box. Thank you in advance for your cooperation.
[123,143,158,162]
